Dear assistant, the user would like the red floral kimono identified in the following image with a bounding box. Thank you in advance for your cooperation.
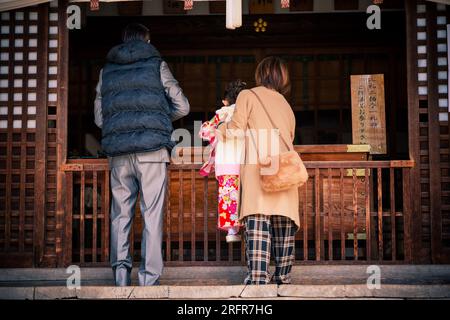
[199,109,240,232]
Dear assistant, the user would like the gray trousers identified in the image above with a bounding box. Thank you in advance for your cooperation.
[109,153,167,286]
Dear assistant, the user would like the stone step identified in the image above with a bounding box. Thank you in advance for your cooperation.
[1,265,450,287]
[1,284,450,300]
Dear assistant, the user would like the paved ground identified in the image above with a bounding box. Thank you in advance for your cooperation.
[0,265,449,299]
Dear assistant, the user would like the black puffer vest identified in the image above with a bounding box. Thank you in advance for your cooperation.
[101,40,174,157]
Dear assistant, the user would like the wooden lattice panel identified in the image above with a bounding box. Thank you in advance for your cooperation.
[420,1,450,263]
[0,0,66,267]
[416,1,431,257]
[434,3,450,258]
[0,6,42,266]
[407,0,450,263]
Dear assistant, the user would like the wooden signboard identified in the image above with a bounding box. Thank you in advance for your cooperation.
[163,0,187,14]
[289,0,314,12]
[334,0,359,10]
[249,0,275,14]
[209,1,226,14]
[351,74,387,154]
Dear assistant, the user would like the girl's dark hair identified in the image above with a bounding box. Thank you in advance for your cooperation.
[122,23,150,43]
[255,56,291,96]
[224,80,247,105]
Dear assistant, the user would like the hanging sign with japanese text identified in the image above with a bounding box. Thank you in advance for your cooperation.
[351,74,387,154]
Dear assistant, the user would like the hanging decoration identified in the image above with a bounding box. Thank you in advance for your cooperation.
[254,18,268,32]
[184,0,194,10]
[281,0,290,9]
[226,0,242,30]
[90,0,99,11]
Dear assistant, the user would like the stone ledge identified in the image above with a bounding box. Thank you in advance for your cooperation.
[278,285,346,298]
[168,286,244,299]
[278,284,450,299]
[240,285,278,298]
[34,286,78,300]
[1,284,450,300]
[0,287,34,300]
[78,286,168,299]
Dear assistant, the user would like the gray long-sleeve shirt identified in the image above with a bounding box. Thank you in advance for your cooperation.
[94,61,190,162]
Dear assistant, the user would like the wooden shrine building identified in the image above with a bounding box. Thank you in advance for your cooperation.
[0,0,449,268]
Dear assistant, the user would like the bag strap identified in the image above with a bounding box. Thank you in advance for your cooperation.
[248,89,293,152]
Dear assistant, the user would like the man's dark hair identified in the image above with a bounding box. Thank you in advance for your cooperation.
[224,80,247,105]
[122,23,150,43]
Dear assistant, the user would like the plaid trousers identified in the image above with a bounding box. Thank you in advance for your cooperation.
[244,214,297,285]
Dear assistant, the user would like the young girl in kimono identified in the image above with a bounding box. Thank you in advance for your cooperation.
[199,80,246,243]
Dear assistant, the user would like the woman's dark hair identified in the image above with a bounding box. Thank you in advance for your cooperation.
[122,23,150,43]
[255,56,291,96]
[223,80,247,105]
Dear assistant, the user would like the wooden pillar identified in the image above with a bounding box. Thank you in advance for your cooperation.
[426,3,443,264]
[405,0,424,263]
[34,4,49,266]
[55,0,69,267]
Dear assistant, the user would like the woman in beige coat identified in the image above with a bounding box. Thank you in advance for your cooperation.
[217,56,299,284]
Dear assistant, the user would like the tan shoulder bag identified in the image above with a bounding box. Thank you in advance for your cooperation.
[248,89,309,192]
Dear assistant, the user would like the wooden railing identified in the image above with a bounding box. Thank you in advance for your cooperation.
[61,159,414,266]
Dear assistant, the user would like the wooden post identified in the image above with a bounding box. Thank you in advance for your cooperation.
[365,168,371,261]
[178,169,183,261]
[103,170,110,262]
[63,172,73,266]
[166,168,171,262]
[56,0,69,267]
[80,172,85,263]
[34,4,49,266]
[203,177,208,261]
[390,168,396,261]
[190,169,196,261]
[405,0,424,264]
[426,2,443,264]
[215,179,220,262]
[340,168,345,260]
[303,179,308,260]
[377,168,383,260]
[403,167,413,262]
[353,168,358,260]
[328,168,333,260]
[92,171,98,263]
[314,168,321,261]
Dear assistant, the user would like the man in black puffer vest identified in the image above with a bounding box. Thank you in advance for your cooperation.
[94,23,189,286]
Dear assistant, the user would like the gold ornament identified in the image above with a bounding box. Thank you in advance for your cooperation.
[254,18,268,33]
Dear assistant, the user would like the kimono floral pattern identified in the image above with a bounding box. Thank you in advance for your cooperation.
[217,175,240,230]
[198,114,221,176]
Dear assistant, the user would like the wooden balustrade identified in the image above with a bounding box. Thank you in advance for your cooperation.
[61,158,414,266]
